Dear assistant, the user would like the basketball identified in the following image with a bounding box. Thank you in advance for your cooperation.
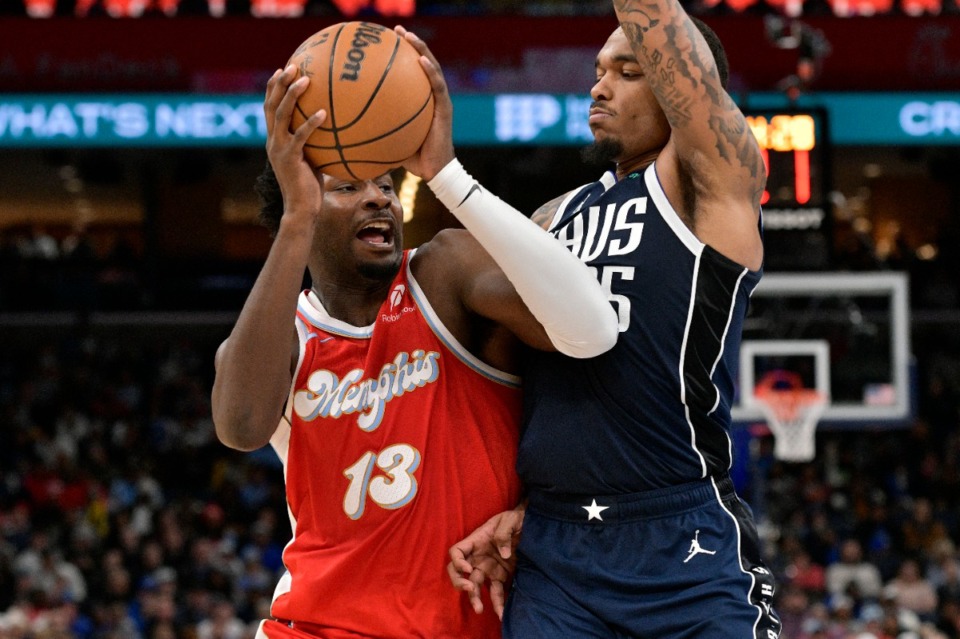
[286,22,435,181]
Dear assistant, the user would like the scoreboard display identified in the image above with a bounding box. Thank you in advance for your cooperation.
[745,110,827,211]
[744,109,832,270]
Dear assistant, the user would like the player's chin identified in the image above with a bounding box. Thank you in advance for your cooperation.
[355,244,403,280]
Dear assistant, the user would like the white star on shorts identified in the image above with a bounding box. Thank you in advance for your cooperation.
[582,499,610,521]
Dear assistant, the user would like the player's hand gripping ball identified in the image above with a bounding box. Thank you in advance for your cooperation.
[287,22,435,181]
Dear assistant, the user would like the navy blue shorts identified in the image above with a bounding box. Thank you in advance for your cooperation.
[502,476,781,639]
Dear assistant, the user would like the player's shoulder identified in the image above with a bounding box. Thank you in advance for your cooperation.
[409,228,475,282]
[414,228,473,262]
[530,188,581,230]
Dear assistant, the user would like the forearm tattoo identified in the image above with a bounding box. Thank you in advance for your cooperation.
[613,0,659,32]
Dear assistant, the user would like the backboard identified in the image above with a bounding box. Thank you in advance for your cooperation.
[732,272,912,428]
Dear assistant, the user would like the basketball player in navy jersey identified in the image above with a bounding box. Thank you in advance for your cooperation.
[430,1,783,636]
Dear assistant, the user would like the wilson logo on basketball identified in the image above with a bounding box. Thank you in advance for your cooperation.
[340,22,386,82]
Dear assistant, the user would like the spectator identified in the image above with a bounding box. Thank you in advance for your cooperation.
[901,497,952,561]
[827,538,885,602]
[825,593,860,637]
[17,225,59,261]
[787,545,829,596]
[936,599,960,637]
[887,558,939,621]
[778,584,814,638]
[798,604,831,639]
[933,550,960,606]
[194,595,245,639]
[875,584,926,637]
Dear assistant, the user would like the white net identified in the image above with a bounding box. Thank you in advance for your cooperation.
[755,389,827,462]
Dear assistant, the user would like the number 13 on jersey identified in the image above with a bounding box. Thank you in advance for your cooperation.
[343,443,421,520]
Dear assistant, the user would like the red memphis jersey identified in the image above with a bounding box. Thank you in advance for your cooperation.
[266,250,522,639]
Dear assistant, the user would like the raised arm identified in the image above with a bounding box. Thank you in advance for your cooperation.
[211,66,325,451]
[399,27,619,359]
[612,0,765,270]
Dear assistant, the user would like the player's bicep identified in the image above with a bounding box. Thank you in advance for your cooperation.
[447,234,556,352]
[619,7,764,197]
[464,266,556,352]
[670,92,766,206]
[211,329,298,450]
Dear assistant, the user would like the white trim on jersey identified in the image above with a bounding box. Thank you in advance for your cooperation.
[297,292,376,339]
[644,163,704,257]
[549,171,617,231]
[267,415,298,609]
[405,257,521,388]
[678,250,710,478]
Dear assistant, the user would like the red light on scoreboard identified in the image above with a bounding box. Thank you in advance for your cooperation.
[745,111,827,212]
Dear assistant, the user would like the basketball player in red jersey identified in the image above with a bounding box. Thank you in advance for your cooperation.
[210,41,619,639]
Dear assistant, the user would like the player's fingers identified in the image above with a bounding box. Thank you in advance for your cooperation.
[263,68,283,136]
[490,580,506,620]
[446,559,473,588]
[401,29,442,73]
[401,31,450,104]
[493,514,522,560]
[272,66,305,138]
[446,562,477,593]
[265,65,295,114]
[447,544,475,577]
[476,557,510,583]
[291,109,326,147]
[467,568,486,614]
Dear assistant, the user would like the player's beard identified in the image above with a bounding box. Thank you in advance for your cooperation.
[357,252,402,281]
[580,137,624,168]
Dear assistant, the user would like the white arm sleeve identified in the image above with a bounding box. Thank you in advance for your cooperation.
[427,158,618,359]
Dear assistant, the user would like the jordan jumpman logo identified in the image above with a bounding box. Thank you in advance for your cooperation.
[683,530,717,563]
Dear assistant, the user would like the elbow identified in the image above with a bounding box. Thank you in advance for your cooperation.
[551,306,620,359]
[215,421,273,452]
[212,405,274,452]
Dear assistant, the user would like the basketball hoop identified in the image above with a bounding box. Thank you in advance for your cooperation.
[752,371,827,463]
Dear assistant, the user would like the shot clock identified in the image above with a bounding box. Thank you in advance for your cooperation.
[745,109,832,270]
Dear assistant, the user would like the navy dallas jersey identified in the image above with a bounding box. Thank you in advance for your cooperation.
[518,162,762,495]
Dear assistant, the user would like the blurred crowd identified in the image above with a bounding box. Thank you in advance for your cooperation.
[0,326,286,638]
[752,417,960,638]
[0,225,142,314]
[0,224,257,313]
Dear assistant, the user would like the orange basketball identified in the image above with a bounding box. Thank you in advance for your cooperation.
[287,22,435,181]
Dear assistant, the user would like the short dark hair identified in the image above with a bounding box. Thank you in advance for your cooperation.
[254,160,283,237]
[690,16,729,89]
